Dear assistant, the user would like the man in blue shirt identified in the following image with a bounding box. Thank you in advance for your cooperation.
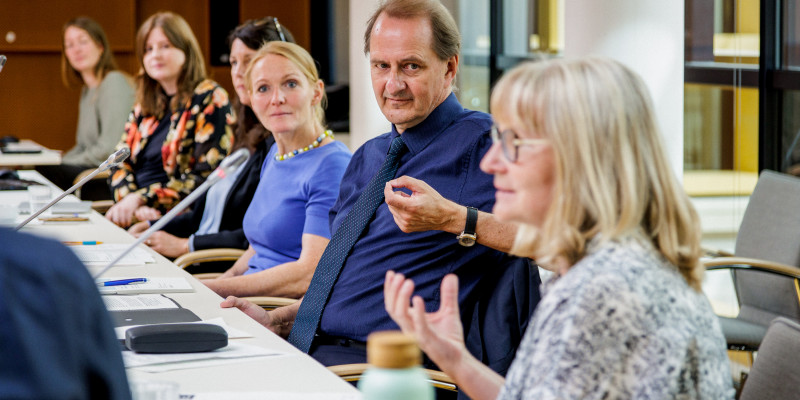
[222,0,539,374]
[0,228,130,399]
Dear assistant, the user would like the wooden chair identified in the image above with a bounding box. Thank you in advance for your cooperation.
[173,248,298,310]
[328,363,458,393]
[173,248,245,279]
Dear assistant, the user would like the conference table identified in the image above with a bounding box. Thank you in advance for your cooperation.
[2,171,359,398]
[0,140,61,167]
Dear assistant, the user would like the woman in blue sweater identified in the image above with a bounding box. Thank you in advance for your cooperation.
[203,41,351,299]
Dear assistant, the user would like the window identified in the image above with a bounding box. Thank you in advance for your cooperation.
[454,0,562,113]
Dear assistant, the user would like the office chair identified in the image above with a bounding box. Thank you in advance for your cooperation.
[173,248,244,279]
[173,248,298,310]
[738,317,800,400]
[703,170,800,351]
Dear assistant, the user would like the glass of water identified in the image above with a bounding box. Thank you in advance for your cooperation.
[27,185,51,215]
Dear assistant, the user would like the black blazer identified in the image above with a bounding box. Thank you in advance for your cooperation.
[157,137,273,250]
[462,257,541,382]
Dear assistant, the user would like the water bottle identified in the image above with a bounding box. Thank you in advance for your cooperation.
[358,331,434,400]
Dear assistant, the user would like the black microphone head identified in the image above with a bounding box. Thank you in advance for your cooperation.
[0,55,6,73]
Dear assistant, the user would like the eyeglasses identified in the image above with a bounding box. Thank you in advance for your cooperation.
[273,17,287,42]
[490,125,548,162]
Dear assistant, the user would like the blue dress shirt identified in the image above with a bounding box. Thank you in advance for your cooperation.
[320,93,517,341]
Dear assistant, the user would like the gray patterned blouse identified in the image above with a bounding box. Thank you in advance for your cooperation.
[498,233,734,399]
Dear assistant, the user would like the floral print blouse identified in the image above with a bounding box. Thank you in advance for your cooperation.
[498,233,734,400]
[109,80,234,211]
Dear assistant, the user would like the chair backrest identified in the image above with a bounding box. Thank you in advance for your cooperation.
[739,317,800,400]
[734,170,800,325]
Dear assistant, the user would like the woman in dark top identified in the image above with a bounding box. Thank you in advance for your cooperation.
[128,18,295,262]
[106,11,234,228]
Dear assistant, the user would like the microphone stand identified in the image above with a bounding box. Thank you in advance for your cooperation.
[92,148,249,279]
[15,148,130,230]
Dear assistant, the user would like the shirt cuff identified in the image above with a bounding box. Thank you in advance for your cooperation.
[188,235,196,252]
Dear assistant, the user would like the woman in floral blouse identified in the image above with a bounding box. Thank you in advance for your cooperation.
[384,58,734,399]
[106,11,233,228]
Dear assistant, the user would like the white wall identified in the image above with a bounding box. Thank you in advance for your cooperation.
[563,0,685,176]
[348,0,391,151]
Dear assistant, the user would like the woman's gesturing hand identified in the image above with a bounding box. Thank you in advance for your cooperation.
[383,271,467,372]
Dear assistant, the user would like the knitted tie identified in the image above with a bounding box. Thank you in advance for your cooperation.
[288,135,408,353]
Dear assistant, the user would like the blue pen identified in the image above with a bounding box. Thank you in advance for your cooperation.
[98,278,148,287]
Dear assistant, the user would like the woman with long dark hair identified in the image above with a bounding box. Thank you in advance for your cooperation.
[128,18,294,263]
[106,12,234,228]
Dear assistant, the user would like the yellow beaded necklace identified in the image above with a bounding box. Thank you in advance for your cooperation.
[274,130,334,161]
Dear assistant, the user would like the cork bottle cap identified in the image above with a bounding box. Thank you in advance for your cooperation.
[366,331,422,369]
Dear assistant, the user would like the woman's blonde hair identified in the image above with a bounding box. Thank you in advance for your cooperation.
[135,12,207,118]
[244,41,327,127]
[493,57,704,290]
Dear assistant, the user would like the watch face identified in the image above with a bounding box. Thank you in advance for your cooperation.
[458,234,477,247]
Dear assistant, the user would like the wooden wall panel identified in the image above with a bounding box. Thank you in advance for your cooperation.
[136,0,210,59]
[0,0,135,52]
[0,0,311,152]
[241,0,311,50]
[0,53,82,150]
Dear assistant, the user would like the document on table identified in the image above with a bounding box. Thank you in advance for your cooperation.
[115,317,252,340]
[103,294,179,311]
[69,244,155,265]
[98,277,194,295]
[123,342,288,372]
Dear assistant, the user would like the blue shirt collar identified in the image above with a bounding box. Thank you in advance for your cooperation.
[389,93,463,155]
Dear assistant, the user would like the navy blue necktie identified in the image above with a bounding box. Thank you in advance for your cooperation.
[288,135,408,352]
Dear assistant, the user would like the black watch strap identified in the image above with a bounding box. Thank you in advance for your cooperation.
[464,206,478,236]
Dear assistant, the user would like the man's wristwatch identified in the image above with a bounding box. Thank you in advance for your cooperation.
[457,206,478,247]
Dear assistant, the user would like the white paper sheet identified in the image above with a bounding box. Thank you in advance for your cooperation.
[70,244,155,265]
[103,294,179,311]
[99,277,194,295]
[123,342,287,371]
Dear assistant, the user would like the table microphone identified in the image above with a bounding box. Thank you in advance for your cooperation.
[0,55,6,74]
[15,147,131,230]
[92,148,250,279]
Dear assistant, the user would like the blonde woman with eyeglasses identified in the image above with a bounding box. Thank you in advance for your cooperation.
[384,58,734,400]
